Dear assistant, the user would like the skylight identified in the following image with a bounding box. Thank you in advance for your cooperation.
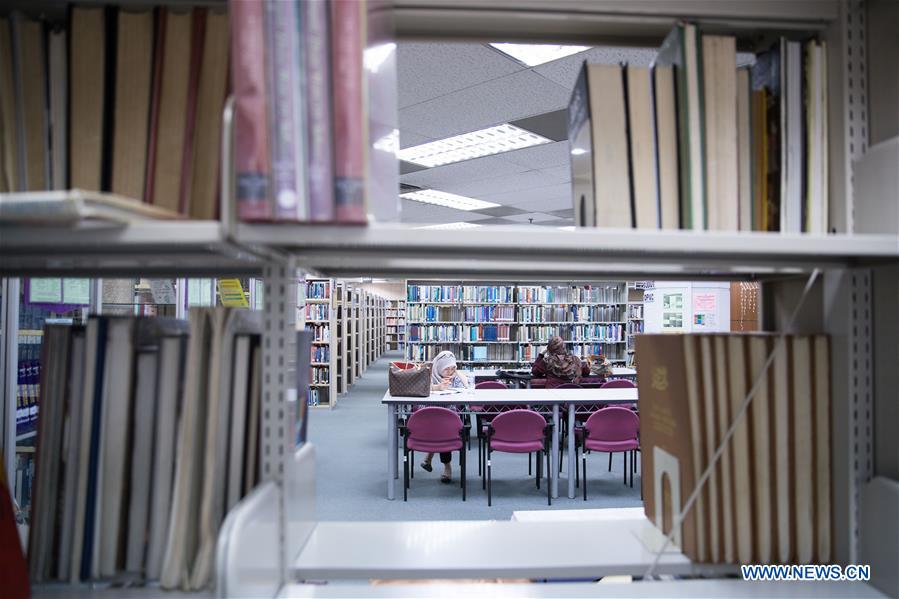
[490,43,591,67]
[400,189,499,211]
[397,124,551,168]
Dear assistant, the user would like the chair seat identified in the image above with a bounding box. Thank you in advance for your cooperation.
[584,438,639,452]
[490,439,544,453]
[407,438,463,453]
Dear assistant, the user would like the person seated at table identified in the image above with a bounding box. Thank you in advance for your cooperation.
[421,350,471,483]
[531,335,590,389]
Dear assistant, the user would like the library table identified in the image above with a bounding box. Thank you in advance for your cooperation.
[382,387,639,500]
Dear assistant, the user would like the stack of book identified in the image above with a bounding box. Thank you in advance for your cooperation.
[0,9,229,219]
[27,309,265,590]
[570,23,829,233]
[637,333,831,564]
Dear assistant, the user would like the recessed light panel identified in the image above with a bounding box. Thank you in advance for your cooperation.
[490,43,591,67]
[397,124,551,168]
[400,189,499,211]
[417,221,484,230]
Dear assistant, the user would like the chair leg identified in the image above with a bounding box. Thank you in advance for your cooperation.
[575,444,579,488]
[410,450,414,479]
[582,450,587,501]
[632,449,637,473]
[477,435,482,477]
[403,449,408,502]
[623,452,627,485]
[629,450,634,488]
[608,451,612,472]
[528,452,532,476]
[487,446,492,507]
[462,448,467,501]
[546,444,552,506]
[536,451,542,489]
[482,442,487,490]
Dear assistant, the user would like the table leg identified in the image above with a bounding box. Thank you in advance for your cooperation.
[388,403,397,500]
[568,401,575,499]
[552,404,559,498]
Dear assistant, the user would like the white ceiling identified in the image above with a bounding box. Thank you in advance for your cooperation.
[396,44,660,226]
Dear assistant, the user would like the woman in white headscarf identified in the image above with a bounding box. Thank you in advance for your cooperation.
[422,350,471,483]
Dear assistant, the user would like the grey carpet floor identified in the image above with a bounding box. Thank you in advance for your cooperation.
[308,351,643,521]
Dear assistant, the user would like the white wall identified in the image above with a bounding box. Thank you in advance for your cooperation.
[644,281,731,333]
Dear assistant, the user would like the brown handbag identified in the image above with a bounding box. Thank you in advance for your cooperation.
[388,362,432,397]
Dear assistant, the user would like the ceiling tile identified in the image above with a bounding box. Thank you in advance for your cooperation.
[505,195,574,214]
[467,216,519,225]
[547,208,575,218]
[438,168,568,198]
[400,156,530,189]
[397,42,524,109]
[533,46,658,90]
[398,69,571,140]
[482,183,571,207]
[532,219,574,227]
[541,165,572,182]
[399,199,481,224]
[470,205,528,217]
[502,141,571,170]
[502,212,564,223]
[399,130,435,149]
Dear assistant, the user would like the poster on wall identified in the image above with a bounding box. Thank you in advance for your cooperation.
[662,292,685,330]
[692,292,718,330]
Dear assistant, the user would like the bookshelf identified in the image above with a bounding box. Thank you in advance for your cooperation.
[625,282,649,368]
[405,281,629,370]
[0,1,896,597]
[303,277,337,408]
[335,283,348,395]
[386,299,406,351]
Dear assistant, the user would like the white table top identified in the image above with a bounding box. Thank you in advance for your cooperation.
[291,518,729,580]
[382,387,638,405]
[464,367,636,377]
[512,507,646,522]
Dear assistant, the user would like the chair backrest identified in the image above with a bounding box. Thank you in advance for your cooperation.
[600,378,636,389]
[407,407,463,442]
[475,381,507,389]
[490,409,546,442]
[556,383,582,389]
[584,407,639,441]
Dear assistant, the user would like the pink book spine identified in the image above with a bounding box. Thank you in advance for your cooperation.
[230,0,271,221]
[329,0,366,223]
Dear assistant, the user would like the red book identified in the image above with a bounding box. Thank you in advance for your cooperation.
[230,0,271,221]
[330,0,367,223]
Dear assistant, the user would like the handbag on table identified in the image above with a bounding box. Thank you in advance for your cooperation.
[388,362,432,397]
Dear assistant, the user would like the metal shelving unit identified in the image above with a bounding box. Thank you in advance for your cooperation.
[2,1,897,597]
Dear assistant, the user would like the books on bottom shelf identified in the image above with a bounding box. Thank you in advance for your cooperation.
[637,333,830,565]
[27,309,264,590]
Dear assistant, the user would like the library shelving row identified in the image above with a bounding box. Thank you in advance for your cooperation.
[405,281,631,369]
[299,278,387,408]
[625,282,649,367]
[0,1,895,597]
[386,299,406,351]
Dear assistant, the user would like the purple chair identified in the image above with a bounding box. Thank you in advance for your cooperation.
[580,407,640,500]
[403,407,467,501]
[486,409,553,506]
[473,380,508,476]
[600,378,639,471]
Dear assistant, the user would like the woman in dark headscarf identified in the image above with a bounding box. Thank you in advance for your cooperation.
[531,335,590,388]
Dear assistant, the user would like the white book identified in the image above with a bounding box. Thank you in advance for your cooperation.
[727,336,753,563]
[814,335,831,561]
[781,40,804,233]
[125,350,159,574]
[748,335,774,563]
[146,335,187,580]
[699,336,720,562]
[48,28,67,191]
[773,337,791,562]
[98,318,135,578]
[792,336,814,562]
[226,336,252,510]
[713,335,735,562]
[57,330,86,581]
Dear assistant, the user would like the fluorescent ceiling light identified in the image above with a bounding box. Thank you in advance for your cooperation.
[417,221,484,230]
[558,225,576,231]
[400,189,499,211]
[490,43,591,67]
[570,148,587,156]
[397,124,551,168]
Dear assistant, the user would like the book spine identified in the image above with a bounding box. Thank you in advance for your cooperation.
[265,0,302,220]
[230,0,271,221]
[143,8,166,203]
[304,0,335,222]
[330,0,367,223]
[178,8,206,215]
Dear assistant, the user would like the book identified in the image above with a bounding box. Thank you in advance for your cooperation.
[568,62,631,228]
[736,68,752,231]
[726,335,753,563]
[0,18,16,193]
[70,7,107,192]
[231,0,271,221]
[48,28,67,192]
[13,15,48,192]
[226,335,252,510]
[751,45,782,231]
[110,10,154,200]
[148,9,192,213]
[57,328,86,581]
[781,39,804,233]
[654,23,704,230]
[177,9,206,216]
[626,65,658,229]
[701,35,738,231]
[747,335,774,563]
[188,8,229,220]
[652,64,680,229]
[266,0,307,221]
[804,40,828,234]
[330,0,368,223]
[303,0,335,222]
[243,343,261,495]
[0,190,182,225]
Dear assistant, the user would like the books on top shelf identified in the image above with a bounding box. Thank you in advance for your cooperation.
[26,310,264,589]
[569,22,829,234]
[637,332,831,564]
[0,190,182,225]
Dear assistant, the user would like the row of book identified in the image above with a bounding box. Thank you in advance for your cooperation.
[311,346,330,363]
[305,304,330,321]
[570,23,828,233]
[308,324,331,343]
[461,286,515,303]
[233,0,371,223]
[638,333,831,563]
[519,305,625,323]
[461,324,512,342]
[462,344,517,363]
[408,306,463,322]
[464,305,515,322]
[628,305,645,319]
[16,349,40,437]
[28,310,263,590]
[408,324,460,342]
[311,367,330,384]
[307,389,325,407]
[517,324,625,343]
[406,341,628,364]
[306,281,331,299]
[406,285,464,303]
[516,286,625,304]
[627,320,646,335]
[0,8,228,219]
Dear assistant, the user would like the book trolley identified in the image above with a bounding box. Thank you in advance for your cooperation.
[0,1,897,597]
